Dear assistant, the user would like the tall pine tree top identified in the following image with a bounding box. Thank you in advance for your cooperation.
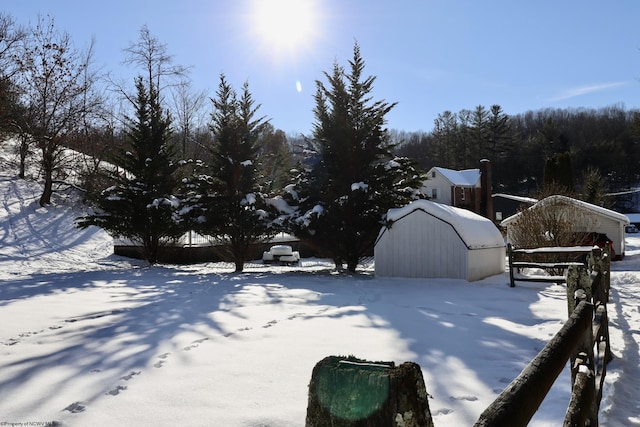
[77,77,182,263]
[287,42,425,272]
[178,74,273,272]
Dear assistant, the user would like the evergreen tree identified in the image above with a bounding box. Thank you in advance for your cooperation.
[285,43,425,273]
[256,123,294,195]
[580,166,608,206]
[432,110,459,168]
[543,152,575,193]
[470,105,489,160]
[486,105,512,160]
[486,104,514,186]
[77,77,183,263]
[181,74,272,272]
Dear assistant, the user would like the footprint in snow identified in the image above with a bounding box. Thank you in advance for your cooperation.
[450,395,478,402]
[154,352,170,368]
[433,407,453,415]
[4,330,48,346]
[120,370,141,381]
[262,320,278,328]
[64,401,86,413]
[106,385,127,396]
[184,337,209,351]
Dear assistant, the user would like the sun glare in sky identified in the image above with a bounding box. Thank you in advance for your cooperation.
[250,0,319,58]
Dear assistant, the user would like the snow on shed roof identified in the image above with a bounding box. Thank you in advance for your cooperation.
[500,195,630,226]
[386,199,505,249]
[433,167,480,187]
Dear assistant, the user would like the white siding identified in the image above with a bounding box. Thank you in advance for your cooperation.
[423,172,452,205]
[375,209,505,280]
[467,247,506,281]
[375,212,468,279]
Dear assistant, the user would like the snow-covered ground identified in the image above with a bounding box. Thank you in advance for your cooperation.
[1,150,639,426]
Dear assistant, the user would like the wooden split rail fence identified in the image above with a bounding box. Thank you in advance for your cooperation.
[475,245,612,426]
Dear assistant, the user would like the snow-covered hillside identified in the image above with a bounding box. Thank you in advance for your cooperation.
[1,144,639,426]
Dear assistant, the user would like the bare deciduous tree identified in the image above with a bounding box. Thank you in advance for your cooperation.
[170,80,207,157]
[0,12,26,81]
[14,15,99,206]
[0,13,27,144]
[509,202,599,249]
[122,25,189,100]
[507,194,600,274]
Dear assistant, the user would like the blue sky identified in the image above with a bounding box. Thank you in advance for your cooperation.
[6,0,640,135]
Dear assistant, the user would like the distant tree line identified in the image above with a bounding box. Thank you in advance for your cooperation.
[393,104,640,197]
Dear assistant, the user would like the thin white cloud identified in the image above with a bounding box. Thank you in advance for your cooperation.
[548,81,630,102]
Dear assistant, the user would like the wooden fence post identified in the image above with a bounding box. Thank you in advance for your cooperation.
[565,358,597,426]
[603,247,611,302]
[306,356,434,427]
[566,265,591,315]
[507,244,516,287]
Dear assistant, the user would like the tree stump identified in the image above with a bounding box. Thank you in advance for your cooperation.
[305,356,434,427]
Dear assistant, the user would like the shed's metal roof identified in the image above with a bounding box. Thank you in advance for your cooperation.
[386,199,505,249]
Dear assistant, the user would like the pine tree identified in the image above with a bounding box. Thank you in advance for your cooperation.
[286,43,425,273]
[581,166,608,206]
[181,74,272,272]
[256,124,294,195]
[486,104,514,186]
[470,105,489,161]
[543,152,575,193]
[77,77,183,263]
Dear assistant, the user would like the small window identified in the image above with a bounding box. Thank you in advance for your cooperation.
[431,171,436,178]
[431,188,438,199]
[495,211,503,221]
[460,188,465,201]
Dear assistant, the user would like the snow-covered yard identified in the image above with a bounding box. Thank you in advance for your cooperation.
[1,173,639,426]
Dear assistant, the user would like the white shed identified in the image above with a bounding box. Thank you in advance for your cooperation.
[500,195,629,260]
[374,199,506,281]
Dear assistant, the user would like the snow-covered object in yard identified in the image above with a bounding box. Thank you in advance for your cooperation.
[262,244,300,265]
[375,199,505,281]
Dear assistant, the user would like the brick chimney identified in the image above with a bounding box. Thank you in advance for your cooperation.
[479,159,493,220]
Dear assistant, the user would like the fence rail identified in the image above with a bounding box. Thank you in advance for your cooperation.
[507,243,596,287]
[475,246,612,426]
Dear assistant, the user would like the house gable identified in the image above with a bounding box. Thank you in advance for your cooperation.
[423,167,480,205]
